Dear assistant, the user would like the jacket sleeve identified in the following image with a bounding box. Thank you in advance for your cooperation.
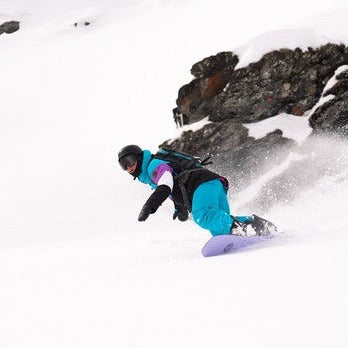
[150,163,173,189]
[142,161,174,214]
[143,185,172,214]
[157,170,174,190]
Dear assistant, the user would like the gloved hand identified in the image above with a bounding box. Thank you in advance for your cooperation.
[138,204,152,222]
[138,185,171,222]
[173,206,189,222]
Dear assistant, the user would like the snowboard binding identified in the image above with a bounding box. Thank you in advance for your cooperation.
[250,214,278,236]
[231,215,278,237]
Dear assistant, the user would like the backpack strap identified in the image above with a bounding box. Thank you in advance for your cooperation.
[201,156,212,166]
[174,167,206,212]
[152,150,212,212]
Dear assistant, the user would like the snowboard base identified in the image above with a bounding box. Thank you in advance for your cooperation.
[201,234,275,257]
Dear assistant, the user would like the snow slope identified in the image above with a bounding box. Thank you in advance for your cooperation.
[1,1,348,347]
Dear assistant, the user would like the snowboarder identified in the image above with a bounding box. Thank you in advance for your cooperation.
[118,145,277,237]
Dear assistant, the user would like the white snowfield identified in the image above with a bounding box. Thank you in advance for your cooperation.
[1,1,348,347]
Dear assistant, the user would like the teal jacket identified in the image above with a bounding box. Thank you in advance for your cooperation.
[137,150,172,189]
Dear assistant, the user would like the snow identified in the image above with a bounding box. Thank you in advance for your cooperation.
[233,151,308,211]
[1,1,348,347]
[235,7,348,68]
[235,28,330,69]
[307,65,348,116]
[323,65,348,94]
[244,113,312,145]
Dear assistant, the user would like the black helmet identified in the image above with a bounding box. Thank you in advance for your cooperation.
[118,145,143,177]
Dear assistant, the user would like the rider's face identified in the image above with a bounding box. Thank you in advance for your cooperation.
[126,161,137,174]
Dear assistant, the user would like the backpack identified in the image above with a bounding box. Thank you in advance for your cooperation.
[152,148,213,211]
[154,147,212,172]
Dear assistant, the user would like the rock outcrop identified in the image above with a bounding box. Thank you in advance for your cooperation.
[0,21,20,35]
[162,43,348,211]
[176,44,348,127]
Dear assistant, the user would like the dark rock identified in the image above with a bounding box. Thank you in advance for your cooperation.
[310,97,348,135]
[323,68,348,98]
[176,44,348,125]
[176,70,231,123]
[176,52,239,123]
[0,21,20,35]
[190,51,239,79]
[310,67,348,135]
[73,21,92,28]
[161,120,249,157]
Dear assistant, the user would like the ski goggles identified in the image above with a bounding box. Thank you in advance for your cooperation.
[119,154,137,170]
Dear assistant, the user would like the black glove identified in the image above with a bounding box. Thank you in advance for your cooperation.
[138,185,171,222]
[138,204,152,221]
[173,204,189,222]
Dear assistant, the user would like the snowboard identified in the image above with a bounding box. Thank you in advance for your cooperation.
[201,234,275,257]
